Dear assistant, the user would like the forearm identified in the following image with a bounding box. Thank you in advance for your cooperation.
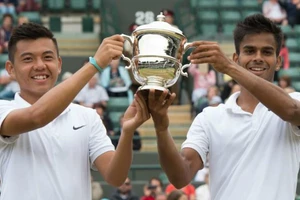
[32,64,98,127]
[227,65,300,122]
[156,130,192,188]
[2,63,99,136]
[105,131,134,186]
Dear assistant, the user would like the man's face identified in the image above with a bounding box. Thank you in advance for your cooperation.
[3,16,13,29]
[233,32,281,82]
[6,38,62,102]
[118,178,131,194]
[110,59,120,69]
[156,194,167,200]
[165,16,174,25]
[88,76,98,88]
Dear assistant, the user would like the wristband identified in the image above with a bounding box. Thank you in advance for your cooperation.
[89,57,103,72]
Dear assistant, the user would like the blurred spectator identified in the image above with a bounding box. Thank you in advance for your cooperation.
[0,0,17,14]
[195,171,210,200]
[100,58,133,104]
[263,0,288,25]
[17,15,29,26]
[188,64,216,115]
[278,75,295,93]
[111,113,141,151]
[229,83,241,96]
[129,23,138,33]
[279,34,289,70]
[0,13,14,53]
[194,85,221,115]
[167,190,188,200]
[110,177,139,200]
[75,73,109,108]
[165,183,195,200]
[91,175,103,200]
[220,79,239,102]
[141,177,164,200]
[0,68,19,99]
[93,102,114,136]
[61,71,73,82]
[17,0,40,12]
[156,192,167,200]
[208,95,222,107]
[279,0,300,27]
[160,9,178,29]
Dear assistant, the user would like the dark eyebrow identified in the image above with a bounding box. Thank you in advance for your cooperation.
[262,46,275,51]
[243,45,274,50]
[242,45,255,49]
[43,50,55,55]
[20,50,55,57]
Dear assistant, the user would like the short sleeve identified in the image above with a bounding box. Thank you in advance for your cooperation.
[88,110,115,170]
[181,113,209,165]
[0,100,18,146]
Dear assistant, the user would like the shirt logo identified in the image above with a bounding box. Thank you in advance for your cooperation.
[73,125,86,130]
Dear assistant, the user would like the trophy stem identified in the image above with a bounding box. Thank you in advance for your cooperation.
[139,76,167,91]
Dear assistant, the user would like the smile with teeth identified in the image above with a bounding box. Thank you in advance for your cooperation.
[32,75,49,80]
[249,67,266,71]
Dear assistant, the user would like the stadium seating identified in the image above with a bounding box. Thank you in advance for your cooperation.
[47,0,65,12]
[108,111,124,131]
[82,15,94,32]
[92,0,101,12]
[0,54,8,69]
[70,0,87,12]
[107,96,130,112]
[49,16,61,32]
[19,11,42,24]
[286,38,300,52]
[197,10,219,23]
[278,68,300,82]
[219,0,240,10]
[289,53,300,68]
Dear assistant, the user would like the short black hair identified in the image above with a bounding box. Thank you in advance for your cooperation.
[8,22,59,63]
[233,14,283,56]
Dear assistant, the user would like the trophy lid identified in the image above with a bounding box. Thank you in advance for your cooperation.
[134,12,184,36]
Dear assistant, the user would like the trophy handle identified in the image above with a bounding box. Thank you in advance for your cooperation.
[121,55,132,69]
[121,34,133,69]
[183,42,193,54]
[181,63,191,77]
[180,42,193,77]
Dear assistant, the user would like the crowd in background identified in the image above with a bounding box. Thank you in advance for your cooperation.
[0,1,299,200]
[91,172,210,200]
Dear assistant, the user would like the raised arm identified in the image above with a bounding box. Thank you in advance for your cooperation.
[147,89,204,188]
[94,92,151,186]
[188,41,300,126]
[0,35,125,136]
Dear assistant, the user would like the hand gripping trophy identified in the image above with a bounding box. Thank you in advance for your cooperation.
[121,12,193,97]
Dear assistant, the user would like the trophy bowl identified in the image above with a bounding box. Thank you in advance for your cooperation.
[121,13,192,95]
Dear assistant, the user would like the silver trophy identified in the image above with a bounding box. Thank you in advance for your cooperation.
[121,12,192,95]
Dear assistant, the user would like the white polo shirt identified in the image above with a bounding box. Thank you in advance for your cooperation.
[0,93,115,200]
[182,92,300,200]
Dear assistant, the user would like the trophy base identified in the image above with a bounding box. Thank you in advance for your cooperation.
[137,85,171,100]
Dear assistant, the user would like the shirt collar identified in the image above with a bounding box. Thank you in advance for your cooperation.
[14,93,71,116]
[224,91,267,114]
[224,91,243,113]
